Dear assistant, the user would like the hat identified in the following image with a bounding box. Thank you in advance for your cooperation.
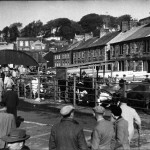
[93,106,105,114]
[1,129,30,143]
[111,105,122,117]
[60,105,75,116]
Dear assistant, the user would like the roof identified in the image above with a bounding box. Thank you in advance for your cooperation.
[16,37,38,41]
[110,25,146,44]
[67,41,83,51]
[89,31,120,48]
[0,44,14,50]
[122,26,150,42]
[74,37,99,50]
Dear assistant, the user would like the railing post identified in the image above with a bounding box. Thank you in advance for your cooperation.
[54,78,57,102]
[65,79,68,102]
[95,79,98,106]
[73,75,76,107]
[123,82,127,98]
[17,80,20,97]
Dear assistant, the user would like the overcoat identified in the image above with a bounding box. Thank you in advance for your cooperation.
[2,89,19,120]
[49,118,87,150]
[120,103,141,142]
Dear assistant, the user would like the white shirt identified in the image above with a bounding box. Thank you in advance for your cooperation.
[120,103,141,142]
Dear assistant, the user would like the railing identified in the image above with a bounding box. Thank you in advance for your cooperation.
[15,74,150,112]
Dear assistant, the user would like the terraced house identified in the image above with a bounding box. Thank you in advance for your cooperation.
[110,23,150,77]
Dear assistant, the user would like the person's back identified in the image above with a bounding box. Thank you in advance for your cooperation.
[120,103,141,142]
[2,88,19,119]
[49,105,87,150]
[92,119,114,150]
[114,117,130,150]
[50,118,87,150]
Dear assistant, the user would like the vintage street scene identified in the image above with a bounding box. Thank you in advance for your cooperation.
[0,0,150,150]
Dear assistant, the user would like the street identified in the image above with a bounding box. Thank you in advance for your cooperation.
[17,108,95,150]
[17,102,150,150]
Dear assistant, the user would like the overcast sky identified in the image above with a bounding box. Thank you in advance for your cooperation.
[0,0,150,30]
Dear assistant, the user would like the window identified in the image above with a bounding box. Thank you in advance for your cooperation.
[25,41,29,46]
[20,41,23,46]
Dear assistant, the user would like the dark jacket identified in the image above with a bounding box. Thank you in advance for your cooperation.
[49,118,87,150]
[2,89,19,119]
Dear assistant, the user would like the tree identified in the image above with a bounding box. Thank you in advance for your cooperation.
[116,14,132,26]
[79,13,103,33]
[9,25,20,42]
[2,26,10,42]
[21,20,43,37]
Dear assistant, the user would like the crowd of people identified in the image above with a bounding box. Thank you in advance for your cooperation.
[49,98,141,150]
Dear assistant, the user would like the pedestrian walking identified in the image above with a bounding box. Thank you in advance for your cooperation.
[2,84,19,122]
[119,97,141,143]
[89,106,115,150]
[110,105,130,150]
[0,105,16,149]
[49,105,88,150]
[1,129,30,150]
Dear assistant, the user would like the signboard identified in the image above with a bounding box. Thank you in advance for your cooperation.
[56,67,67,80]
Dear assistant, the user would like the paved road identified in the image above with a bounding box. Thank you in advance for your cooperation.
[17,106,150,150]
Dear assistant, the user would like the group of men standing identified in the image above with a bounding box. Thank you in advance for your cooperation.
[49,97,141,150]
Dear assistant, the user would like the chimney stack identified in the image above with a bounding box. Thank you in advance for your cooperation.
[121,21,130,32]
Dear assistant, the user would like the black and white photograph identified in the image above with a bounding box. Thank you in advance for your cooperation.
[0,0,150,149]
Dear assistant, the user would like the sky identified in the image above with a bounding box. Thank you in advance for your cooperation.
[0,0,150,30]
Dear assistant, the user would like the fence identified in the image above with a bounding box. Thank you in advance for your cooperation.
[15,74,150,111]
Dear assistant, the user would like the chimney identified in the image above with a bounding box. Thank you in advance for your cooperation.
[121,21,130,32]
[100,27,110,38]
[84,32,93,41]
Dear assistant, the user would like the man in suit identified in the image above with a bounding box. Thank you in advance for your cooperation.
[90,106,115,150]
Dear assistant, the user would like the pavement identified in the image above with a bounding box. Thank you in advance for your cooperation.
[18,97,150,150]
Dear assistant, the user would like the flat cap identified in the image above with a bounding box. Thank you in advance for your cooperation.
[60,105,75,116]
[93,106,105,114]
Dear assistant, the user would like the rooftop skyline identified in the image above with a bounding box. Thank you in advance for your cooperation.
[0,0,150,30]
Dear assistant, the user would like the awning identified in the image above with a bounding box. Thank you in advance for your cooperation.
[0,49,39,66]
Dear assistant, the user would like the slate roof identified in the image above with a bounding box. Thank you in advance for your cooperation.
[89,31,120,48]
[67,41,83,51]
[74,37,99,50]
[110,25,146,44]
[122,26,150,42]
[16,37,38,41]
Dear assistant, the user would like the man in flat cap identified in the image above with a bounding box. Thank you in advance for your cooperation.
[49,105,87,150]
[89,105,115,150]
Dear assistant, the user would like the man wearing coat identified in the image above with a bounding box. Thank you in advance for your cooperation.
[90,106,115,150]
[49,105,87,150]
[119,97,141,142]
[111,105,130,150]
[2,84,19,122]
